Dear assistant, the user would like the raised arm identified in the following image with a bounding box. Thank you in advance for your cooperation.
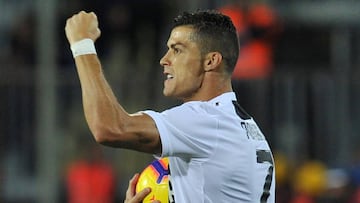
[65,11,161,154]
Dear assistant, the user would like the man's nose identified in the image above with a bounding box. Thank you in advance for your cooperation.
[160,51,170,66]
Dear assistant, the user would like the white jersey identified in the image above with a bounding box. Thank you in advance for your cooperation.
[144,92,275,203]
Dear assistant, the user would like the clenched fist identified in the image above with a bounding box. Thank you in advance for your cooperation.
[65,11,101,45]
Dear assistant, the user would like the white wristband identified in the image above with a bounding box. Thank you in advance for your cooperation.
[70,38,97,58]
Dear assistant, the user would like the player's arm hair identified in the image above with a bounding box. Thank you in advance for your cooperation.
[74,54,161,154]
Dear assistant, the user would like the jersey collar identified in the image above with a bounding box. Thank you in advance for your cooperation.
[208,92,237,107]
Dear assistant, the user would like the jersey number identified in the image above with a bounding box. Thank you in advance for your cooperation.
[256,150,274,203]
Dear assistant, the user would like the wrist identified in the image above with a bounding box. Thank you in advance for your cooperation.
[70,38,97,58]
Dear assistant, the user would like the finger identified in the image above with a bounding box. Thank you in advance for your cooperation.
[126,173,140,198]
[132,187,151,202]
[96,28,101,37]
[89,11,97,19]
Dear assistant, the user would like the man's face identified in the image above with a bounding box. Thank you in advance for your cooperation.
[160,26,205,101]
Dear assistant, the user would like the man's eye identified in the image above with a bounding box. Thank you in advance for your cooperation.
[174,48,180,54]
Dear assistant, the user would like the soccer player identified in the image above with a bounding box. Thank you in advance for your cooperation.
[65,10,275,203]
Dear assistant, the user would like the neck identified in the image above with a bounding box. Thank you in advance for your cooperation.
[182,71,233,103]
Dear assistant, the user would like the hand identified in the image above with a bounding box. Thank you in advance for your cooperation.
[65,11,101,45]
[124,173,161,203]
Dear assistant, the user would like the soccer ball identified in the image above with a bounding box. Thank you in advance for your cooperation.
[136,157,169,203]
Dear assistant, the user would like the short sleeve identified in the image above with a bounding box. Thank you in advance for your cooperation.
[143,103,219,159]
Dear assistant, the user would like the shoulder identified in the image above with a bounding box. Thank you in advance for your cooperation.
[145,101,214,124]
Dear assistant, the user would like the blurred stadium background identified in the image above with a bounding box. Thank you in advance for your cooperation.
[1,0,360,202]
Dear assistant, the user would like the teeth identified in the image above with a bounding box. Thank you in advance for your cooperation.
[167,74,174,79]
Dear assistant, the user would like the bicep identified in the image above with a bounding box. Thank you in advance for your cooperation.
[100,112,162,154]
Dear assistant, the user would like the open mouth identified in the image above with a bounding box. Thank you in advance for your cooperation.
[165,74,174,80]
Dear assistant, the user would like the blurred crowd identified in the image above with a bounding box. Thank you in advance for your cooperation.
[274,151,360,203]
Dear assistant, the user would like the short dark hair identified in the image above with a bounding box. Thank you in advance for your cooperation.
[173,10,239,74]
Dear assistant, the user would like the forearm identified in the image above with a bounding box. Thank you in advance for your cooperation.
[74,54,129,141]
[65,11,161,153]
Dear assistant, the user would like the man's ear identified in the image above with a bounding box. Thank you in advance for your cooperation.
[203,52,223,72]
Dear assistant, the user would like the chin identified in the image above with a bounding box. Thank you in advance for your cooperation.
[163,90,171,97]
[163,90,180,100]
